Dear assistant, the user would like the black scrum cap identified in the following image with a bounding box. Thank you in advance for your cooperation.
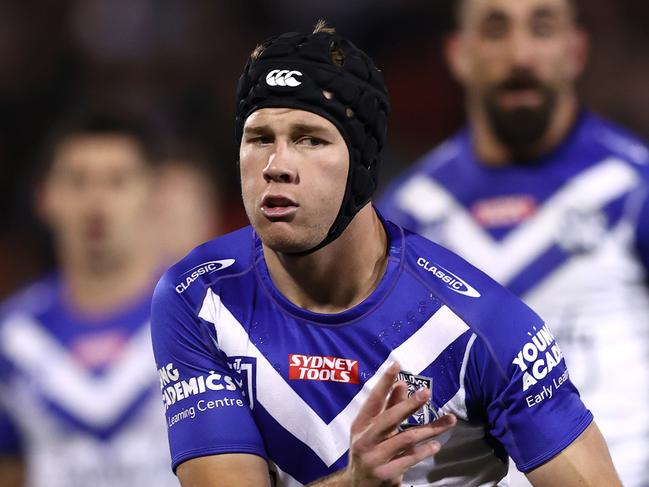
[235,28,390,254]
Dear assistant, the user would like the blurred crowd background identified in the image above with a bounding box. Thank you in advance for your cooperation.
[1,0,648,298]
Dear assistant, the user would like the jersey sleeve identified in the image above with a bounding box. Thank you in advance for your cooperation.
[150,272,267,471]
[464,314,593,473]
[0,406,21,456]
[0,329,21,456]
[633,185,649,273]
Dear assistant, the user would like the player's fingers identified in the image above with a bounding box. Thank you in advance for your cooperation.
[386,381,407,411]
[363,387,432,443]
[365,414,456,466]
[352,361,401,430]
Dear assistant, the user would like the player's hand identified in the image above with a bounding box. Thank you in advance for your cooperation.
[344,361,456,487]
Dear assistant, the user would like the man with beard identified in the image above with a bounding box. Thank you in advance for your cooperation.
[379,0,649,485]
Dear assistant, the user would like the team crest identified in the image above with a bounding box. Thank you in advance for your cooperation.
[227,356,257,408]
[396,370,439,428]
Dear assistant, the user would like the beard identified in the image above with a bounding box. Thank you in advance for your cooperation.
[482,69,558,163]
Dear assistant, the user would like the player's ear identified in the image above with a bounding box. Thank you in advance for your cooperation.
[34,177,56,226]
[444,32,470,84]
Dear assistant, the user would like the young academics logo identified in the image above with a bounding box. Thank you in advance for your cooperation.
[289,354,359,384]
[417,257,481,298]
[266,69,303,87]
[175,259,236,294]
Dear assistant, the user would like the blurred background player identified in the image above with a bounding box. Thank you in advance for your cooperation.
[153,148,223,267]
[0,112,180,487]
[378,0,649,485]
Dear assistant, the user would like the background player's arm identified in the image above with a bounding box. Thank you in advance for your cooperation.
[525,422,621,487]
[0,455,25,487]
[177,453,271,487]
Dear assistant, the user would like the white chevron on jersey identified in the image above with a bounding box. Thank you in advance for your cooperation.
[0,313,157,428]
[198,288,469,467]
[395,157,640,284]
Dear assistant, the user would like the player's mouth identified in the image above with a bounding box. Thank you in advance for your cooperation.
[498,88,543,108]
[261,194,299,221]
[496,76,544,108]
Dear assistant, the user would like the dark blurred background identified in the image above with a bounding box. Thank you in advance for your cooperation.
[1,0,648,298]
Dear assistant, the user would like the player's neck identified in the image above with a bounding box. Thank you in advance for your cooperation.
[263,206,388,314]
[60,248,157,317]
[470,94,579,166]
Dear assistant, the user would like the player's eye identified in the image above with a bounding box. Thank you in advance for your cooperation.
[297,136,327,147]
[247,135,273,145]
[480,14,509,40]
[531,18,558,38]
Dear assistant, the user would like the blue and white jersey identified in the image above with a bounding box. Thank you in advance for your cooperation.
[0,275,178,487]
[151,218,592,486]
[378,111,649,486]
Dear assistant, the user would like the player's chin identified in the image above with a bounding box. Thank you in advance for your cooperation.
[257,223,321,254]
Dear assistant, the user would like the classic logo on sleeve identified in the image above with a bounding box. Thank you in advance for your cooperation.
[175,259,236,294]
[417,257,481,298]
[289,354,359,384]
[397,370,439,428]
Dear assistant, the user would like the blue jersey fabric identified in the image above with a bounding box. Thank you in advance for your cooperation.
[0,275,178,487]
[151,216,592,486]
[377,111,649,486]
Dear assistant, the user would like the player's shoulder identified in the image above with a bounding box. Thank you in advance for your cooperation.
[0,274,59,326]
[584,112,649,173]
[155,226,256,304]
[398,225,543,345]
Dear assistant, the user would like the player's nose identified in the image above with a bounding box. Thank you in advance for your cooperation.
[508,30,537,68]
[262,142,298,184]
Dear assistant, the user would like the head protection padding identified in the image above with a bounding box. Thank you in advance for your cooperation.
[235,30,390,254]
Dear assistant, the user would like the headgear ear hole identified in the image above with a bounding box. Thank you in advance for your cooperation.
[346,108,354,118]
[323,90,334,100]
[330,43,345,67]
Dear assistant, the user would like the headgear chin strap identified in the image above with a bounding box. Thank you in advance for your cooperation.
[235,29,390,254]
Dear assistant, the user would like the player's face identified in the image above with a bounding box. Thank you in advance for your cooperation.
[239,108,349,253]
[40,135,153,270]
[448,0,586,147]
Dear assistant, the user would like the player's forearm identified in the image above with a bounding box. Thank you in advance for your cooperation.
[305,468,349,486]
[0,455,25,487]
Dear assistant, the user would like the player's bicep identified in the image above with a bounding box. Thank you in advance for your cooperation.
[177,453,271,487]
[525,422,621,487]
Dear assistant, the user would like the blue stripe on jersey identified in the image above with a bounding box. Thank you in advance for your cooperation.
[255,404,345,484]
[39,384,159,439]
[506,245,570,296]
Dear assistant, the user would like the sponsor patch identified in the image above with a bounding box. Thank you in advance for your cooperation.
[289,354,359,384]
[471,195,537,228]
[512,324,564,392]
